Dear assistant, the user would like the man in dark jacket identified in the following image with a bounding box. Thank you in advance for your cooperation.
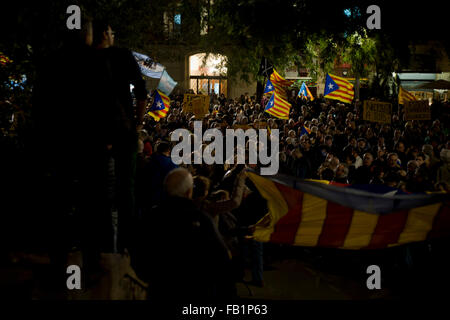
[132,168,233,300]
[93,20,148,251]
[352,152,374,184]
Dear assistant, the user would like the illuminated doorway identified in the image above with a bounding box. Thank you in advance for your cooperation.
[189,53,227,96]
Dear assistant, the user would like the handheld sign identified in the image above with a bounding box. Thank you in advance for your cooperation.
[183,94,210,118]
[404,100,430,120]
[363,101,392,124]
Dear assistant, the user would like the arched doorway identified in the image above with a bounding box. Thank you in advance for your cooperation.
[189,53,227,96]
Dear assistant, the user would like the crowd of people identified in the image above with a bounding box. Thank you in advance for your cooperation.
[140,92,450,194]
[130,90,449,299]
[18,15,450,300]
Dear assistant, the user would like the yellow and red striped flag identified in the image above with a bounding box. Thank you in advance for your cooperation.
[247,171,450,250]
[0,52,12,65]
[265,69,294,119]
[148,89,170,121]
[324,73,354,104]
[398,86,417,105]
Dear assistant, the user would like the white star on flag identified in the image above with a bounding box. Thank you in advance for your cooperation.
[328,83,334,90]
[268,85,273,89]
[156,101,162,108]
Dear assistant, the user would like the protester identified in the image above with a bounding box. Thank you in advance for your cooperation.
[132,168,234,300]
[93,19,148,251]
[32,16,114,285]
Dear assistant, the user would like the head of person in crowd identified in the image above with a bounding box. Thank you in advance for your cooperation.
[395,141,406,154]
[387,153,400,168]
[192,176,211,202]
[407,160,418,174]
[156,141,171,157]
[167,114,176,123]
[392,114,399,123]
[325,152,335,163]
[409,146,419,159]
[343,149,356,166]
[394,129,402,141]
[92,19,115,48]
[370,166,385,184]
[422,144,435,158]
[377,136,385,148]
[320,168,335,181]
[300,135,311,151]
[288,119,295,128]
[329,157,340,172]
[288,129,296,139]
[366,127,374,139]
[335,163,349,180]
[440,148,450,164]
[415,152,429,167]
[357,138,367,151]
[324,135,333,148]
[381,124,391,135]
[363,153,374,167]
[139,129,149,141]
[163,168,194,199]
[348,136,357,148]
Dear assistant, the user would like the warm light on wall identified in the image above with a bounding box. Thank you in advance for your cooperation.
[189,53,227,76]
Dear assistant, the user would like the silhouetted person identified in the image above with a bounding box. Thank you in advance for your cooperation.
[92,19,148,251]
[32,17,113,290]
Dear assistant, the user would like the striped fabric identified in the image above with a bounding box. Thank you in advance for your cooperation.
[265,92,291,119]
[398,86,417,105]
[148,89,170,121]
[264,69,294,119]
[324,73,354,104]
[0,53,12,65]
[247,172,450,250]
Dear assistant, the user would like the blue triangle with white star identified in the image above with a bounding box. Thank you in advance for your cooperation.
[150,90,166,111]
[324,74,339,96]
[264,79,275,93]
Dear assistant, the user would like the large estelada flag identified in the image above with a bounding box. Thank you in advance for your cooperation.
[148,89,170,121]
[265,69,294,119]
[398,86,417,105]
[247,171,450,250]
[324,73,354,104]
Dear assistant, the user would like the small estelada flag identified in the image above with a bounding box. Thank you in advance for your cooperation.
[148,89,170,121]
